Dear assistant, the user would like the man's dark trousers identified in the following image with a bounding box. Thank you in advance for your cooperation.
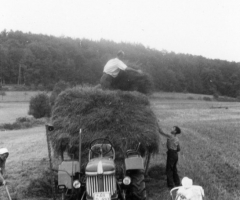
[100,73,113,89]
[166,150,180,188]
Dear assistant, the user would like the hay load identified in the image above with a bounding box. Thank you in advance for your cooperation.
[112,70,154,94]
[50,86,160,162]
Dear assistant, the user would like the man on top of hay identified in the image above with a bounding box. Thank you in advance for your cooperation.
[159,126,181,189]
[0,148,9,186]
[100,50,142,89]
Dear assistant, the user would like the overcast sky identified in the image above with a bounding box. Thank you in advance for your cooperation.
[1,0,240,62]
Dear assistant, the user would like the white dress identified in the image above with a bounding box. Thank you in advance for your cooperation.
[176,186,204,200]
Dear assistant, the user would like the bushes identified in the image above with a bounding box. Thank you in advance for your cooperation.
[1,122,21,130]
[0,117,45,130]
[216,96,238,102]
[203,96,212,101]
[28,93,51,118]
[187,96,194,100]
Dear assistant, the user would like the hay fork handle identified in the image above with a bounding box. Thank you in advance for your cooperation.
[1,168,11,200]
[1,176,12,200]
[45,124,56,200]
[5,184,12,200]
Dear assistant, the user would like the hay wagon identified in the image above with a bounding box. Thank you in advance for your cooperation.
[46,87,160,200]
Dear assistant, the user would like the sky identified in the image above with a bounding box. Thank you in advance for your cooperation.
[1,0,240,62]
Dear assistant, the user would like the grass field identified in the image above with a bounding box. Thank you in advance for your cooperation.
[0,91,240,200]
[148,94,240,200]
[0,103,30,124]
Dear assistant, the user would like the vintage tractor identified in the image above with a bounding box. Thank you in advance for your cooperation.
[48,127,147,200]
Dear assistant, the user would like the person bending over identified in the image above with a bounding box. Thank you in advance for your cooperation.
[100,50,142,89]
[0,148,9,186]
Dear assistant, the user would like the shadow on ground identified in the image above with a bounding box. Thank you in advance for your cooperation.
[146,164,172,200]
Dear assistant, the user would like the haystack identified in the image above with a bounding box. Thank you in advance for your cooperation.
[49,86,160,163]
[112,70,154,94]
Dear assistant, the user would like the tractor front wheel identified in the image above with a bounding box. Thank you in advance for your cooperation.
[127,170,146,200]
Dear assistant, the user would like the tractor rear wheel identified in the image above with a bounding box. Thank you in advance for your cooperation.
[127,170,146,200]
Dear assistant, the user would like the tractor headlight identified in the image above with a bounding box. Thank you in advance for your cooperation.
[123,176,131,185]
[73,180,81,189]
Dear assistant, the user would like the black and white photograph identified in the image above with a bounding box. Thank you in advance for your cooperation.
[0,1,240,200]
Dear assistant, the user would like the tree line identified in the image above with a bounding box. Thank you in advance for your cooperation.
[0,30,240,97]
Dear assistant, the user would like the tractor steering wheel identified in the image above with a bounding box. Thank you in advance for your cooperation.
[89,138,113,157]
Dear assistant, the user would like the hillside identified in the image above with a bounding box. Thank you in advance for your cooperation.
[0,30,240,98]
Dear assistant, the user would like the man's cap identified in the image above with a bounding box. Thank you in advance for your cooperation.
[117,50,125,57]
[0,148,9,155]
[181,177,193,188]
[174,126,181,134]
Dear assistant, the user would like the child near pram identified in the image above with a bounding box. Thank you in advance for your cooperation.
[170,177,205,200]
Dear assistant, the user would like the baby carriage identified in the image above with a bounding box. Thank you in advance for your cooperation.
[170,177,205,200]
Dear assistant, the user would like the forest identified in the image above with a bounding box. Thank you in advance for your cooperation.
[0,29,240,97]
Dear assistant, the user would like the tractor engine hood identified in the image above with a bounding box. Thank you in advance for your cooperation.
[85,158,115,175]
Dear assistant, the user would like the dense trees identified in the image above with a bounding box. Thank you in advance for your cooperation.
[0,29,240,97]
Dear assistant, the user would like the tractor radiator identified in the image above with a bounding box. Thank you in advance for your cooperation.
[86,175,117,197]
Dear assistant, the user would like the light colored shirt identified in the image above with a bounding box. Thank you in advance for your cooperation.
[176,186,205,200]
[167,135,180,151]
[103,58,128,78]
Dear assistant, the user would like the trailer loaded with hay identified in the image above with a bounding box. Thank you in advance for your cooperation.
[47,86,160,200]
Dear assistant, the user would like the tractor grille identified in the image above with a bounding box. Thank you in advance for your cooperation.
[86,175,117,197]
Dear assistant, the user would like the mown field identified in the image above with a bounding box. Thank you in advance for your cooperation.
[0,91,44,124]
[0,91,240,200]
[148,93,240,200]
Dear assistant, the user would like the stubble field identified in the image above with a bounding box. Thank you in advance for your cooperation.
[148,93,240,200]
[0,91,240,200]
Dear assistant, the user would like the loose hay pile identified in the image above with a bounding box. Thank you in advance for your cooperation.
[50,86,160,164]
[112,70,154,94]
